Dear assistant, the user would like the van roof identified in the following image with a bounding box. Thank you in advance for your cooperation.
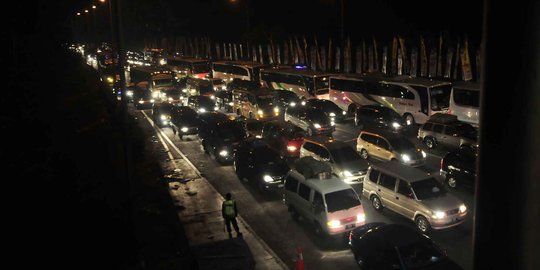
[288,170,353,194]
[452,81,481,91]
[369,162,432,183]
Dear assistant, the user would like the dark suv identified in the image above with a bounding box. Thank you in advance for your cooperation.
[417,113,478,150]
[355,105,407,133]
[440,147,477,190]
[198,112,247,164]
[261,120,306,159]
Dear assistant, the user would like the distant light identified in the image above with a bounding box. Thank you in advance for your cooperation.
[294,65,307,69]
[92,5,96,9]
[85,10,89,13]
[76,12,81,16]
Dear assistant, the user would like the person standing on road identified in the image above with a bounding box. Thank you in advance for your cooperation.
[222,192,242,238]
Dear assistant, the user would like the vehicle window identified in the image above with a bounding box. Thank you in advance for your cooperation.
[325,189,361,213]
[378,173,397,190]
[298,183,311,201]
[453,88,480,107]
[360,133,375,144]
[422,123,433,131]
[313,145,330,160]
[411,86,429,115]
[330,146,361,163]
[368,169,380,182]
[410,177,447,200]
[302,142,316,153]
[313,192,324,209]
[432,124,444,133]
[430,85,451,111]
[377,138,390,150]
[397,180,414,197]
[444,126,457,135]
[387,137,415,151]
[284,174,298,192]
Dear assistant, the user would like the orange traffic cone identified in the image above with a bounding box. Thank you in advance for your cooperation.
[295,247,304,270]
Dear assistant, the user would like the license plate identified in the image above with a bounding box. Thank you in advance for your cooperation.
[345,224,356,229]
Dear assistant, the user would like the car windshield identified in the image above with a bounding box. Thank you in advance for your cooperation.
[411,178,447,200]
[198,97,215,107]
[154,78,173,87]
[217,123,246,142]
[199,84,214,95]
[306,110,330,124]
[330,146,361,164]
[325,189,361,213]
[193,62,211,74]
[398,240,446,269]
[257,95,274,107]
[275,91,298,103]
[381,109,402,121]
[429,85,451,111]
[246,121,264,131]
[387,137,416,151]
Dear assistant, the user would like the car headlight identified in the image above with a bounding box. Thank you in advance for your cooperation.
[213,87,218,90]
[263,175,273,183]
[182,88,187,93]
[331,121,335,126]
[290,102,296,107]
[343,170,353,177]
[401,154,411,162]
[392,122,401,128]
[152,91,160,98]
[106,77,114,83]
[421,150,427,158]
[219,150,229,157]
[274,107,279,113]
[150,99,155,103]
[330,112,336,117]
[168,97,173,101]
[342,110,347,115]
[126,91,133,97]
[287,145,297,152]
[356,214,365,223]
[228,102,234,106]
[138,100,144,104]
[433,211,446,219]
[301,101,306,106]
[159,59,166,65]
[199,108,206,113]
[257,110,263,115]
[406,120,412,125]
[313,123,321,129]
[459,204,467,213]
[210,95,215,99]
[214,106,219,111]
[181,127,188,132]
[160,115,167,120]
[327,220,341,228]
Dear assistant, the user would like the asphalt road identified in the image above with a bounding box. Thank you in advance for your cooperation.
[131,105,475,270]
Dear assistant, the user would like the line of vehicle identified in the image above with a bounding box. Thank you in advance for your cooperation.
[140,110,289,270]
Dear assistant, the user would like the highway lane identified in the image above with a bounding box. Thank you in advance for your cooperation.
[132,106,475,270]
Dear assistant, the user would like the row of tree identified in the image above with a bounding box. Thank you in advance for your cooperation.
[145,35,480,82]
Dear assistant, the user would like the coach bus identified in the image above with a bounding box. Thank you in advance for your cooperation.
[128,66,177,101]
[166,56,211,79]
[212,61,269,83]
[260,68,333,100]
[329,74,452,124]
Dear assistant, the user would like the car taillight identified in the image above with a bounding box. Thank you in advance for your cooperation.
[348,231,353,244]
[287,138,303,152]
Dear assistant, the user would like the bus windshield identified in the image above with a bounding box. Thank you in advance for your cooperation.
[256,95,274,107]
[154,78,173,87]
[429,85,451,111]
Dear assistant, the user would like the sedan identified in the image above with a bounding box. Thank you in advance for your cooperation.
[170,106,200,140]
[234,138,289,192]
[349,223,463,269]
[304,99,347,122]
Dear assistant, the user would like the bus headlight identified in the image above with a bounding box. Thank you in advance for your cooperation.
[401,154,411,162]
[327,220,341,229]
[263,175,273,183]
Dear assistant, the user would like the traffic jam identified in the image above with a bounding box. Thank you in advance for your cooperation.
[94,47,479,269]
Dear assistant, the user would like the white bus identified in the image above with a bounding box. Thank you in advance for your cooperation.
[448,82,480,127]
[212,61,269,83]
[329,74,452,124]
[128,66,176,101]
[260,68,333,100]
[165,57,211,79]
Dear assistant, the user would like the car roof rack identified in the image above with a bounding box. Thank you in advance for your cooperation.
[427,113,459,124]
[294,156,332,179]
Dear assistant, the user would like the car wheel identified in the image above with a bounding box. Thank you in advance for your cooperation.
[371,195,383,212]
[202,141,209,154]
[360,149,369,160]
[446,175,457,188]
[424,137,436,149]
[415,215,431,233]
[289,206,300,221]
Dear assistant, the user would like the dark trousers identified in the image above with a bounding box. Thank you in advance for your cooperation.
[224,217,240,233]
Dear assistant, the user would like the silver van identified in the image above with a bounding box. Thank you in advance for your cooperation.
[283,157,366,236]
[363,162,467,233]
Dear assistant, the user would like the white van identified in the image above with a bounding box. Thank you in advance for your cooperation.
[283,157,366,236]
[448,82,480,127]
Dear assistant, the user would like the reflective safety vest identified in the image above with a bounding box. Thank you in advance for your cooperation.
[223,200,236,217]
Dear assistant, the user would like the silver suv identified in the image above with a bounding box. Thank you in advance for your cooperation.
[417,113,478,150]
[363,162,468,233]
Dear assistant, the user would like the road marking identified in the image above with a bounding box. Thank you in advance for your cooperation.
[140,110,289,270]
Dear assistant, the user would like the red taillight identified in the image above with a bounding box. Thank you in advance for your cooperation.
[440,158,444,170]
[287,138,303,152]
[348,231,353,243]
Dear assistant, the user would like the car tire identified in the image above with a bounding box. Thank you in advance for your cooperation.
[360,149,369,160]
[371,195,383,212]
[415,215,431,233]
[446,175,457,188]
[424,137,436,149]
[289,206,300,221]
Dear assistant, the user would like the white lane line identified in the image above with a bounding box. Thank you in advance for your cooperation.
[140,111,289,270]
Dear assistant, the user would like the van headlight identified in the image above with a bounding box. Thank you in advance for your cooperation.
[342,170,353,177]
[263,175,273,182]
[313,123,321,129]
[274,107,280,113]
[401,154,411,162]
[219,150,229,157]
[356,214,365,222]
[327,220,341,228]
[459,204,467,213]
[433,211,446,219]
[329,112,336,117]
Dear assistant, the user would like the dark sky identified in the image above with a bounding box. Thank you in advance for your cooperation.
[57,0,483,48]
